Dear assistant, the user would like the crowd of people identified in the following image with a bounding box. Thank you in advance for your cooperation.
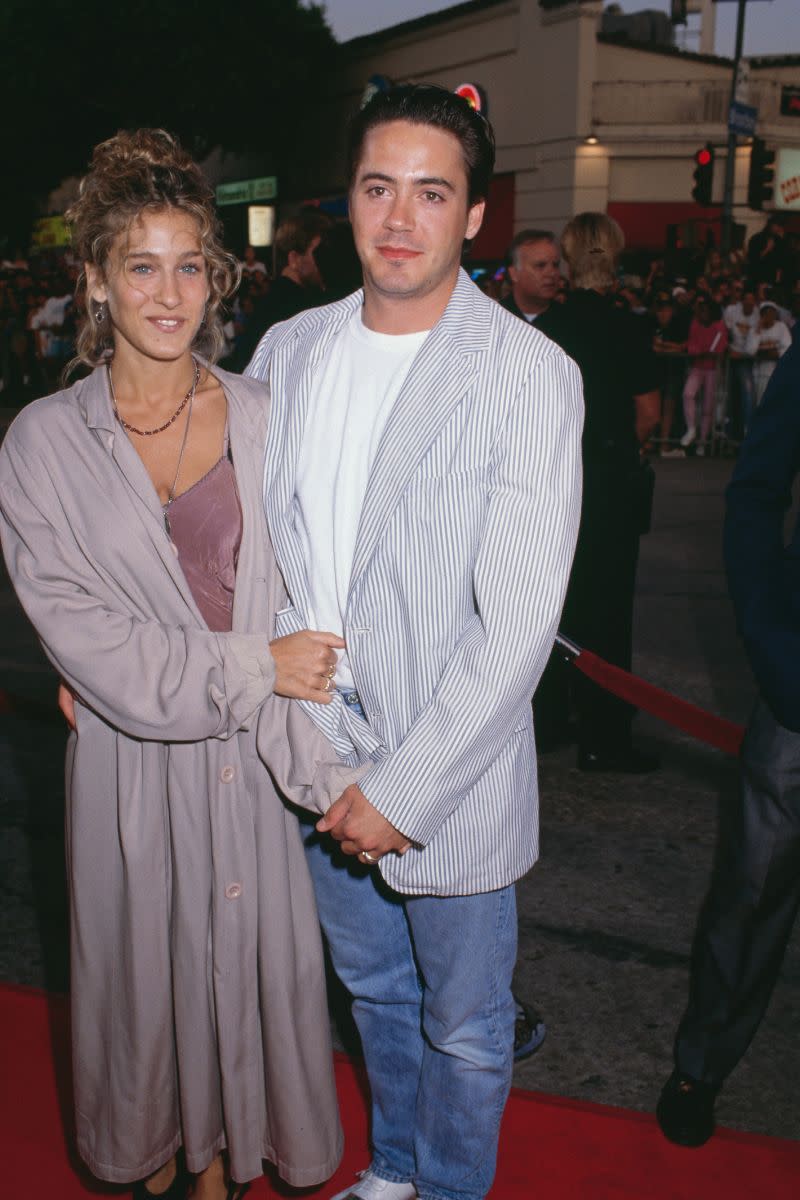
[4,211,797,455]
[481,212,799,456]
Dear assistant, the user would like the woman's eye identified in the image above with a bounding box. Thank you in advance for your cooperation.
[180,263,201,274]
[131,264,152,274]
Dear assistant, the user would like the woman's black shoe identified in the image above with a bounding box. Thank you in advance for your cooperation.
[656,1070,717,1147]
[132,1162,188,1200]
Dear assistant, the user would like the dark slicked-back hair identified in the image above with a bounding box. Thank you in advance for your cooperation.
[347,84,496,207]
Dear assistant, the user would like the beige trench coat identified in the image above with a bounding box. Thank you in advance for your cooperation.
[0,364,358,1185]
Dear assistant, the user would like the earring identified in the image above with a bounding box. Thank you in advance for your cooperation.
[95,303,105,324]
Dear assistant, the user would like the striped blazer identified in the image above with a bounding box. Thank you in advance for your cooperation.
[247,269,583,895]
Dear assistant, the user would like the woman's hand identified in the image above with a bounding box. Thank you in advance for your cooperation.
[269,630,345,703]
[58,681,77,730]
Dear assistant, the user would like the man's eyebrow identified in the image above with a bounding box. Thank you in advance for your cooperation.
[417,176,456,192]
[357,171,456,193]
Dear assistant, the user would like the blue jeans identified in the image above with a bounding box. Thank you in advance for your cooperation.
[303,697,516,1200]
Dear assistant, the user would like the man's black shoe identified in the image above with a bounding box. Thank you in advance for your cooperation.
[656,1070,717,1148]
[577,746,660,773]
[512,997,546,1061]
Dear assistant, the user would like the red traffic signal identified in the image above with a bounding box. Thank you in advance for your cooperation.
[692,143,715,206]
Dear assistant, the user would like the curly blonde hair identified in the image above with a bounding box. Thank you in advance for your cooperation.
[66,128,239,368]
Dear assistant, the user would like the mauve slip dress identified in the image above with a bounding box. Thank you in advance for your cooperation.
[167,442,243,633]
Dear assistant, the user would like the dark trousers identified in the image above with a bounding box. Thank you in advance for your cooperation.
[534,461,641,751]
[674,699,800,1087]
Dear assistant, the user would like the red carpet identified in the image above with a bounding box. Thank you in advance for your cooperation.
[3,983,798,1198]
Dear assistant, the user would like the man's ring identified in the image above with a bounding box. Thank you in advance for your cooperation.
[324,677,333,693]
[326,664,335,679]
[360,850,379,865]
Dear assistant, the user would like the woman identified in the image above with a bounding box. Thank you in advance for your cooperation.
[0,131,357,1199]
[747,299,792,405]
[534,212,660,771]
[680,296,727,455]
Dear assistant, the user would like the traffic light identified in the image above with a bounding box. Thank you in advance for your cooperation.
[748,138,775,210]
[692,144,714,206]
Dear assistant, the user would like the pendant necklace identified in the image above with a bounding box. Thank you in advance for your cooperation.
[108,358,201,535]
[162,386,196,537]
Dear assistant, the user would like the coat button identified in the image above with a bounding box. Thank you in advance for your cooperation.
[220,765,236,783]
[225,883,242,900]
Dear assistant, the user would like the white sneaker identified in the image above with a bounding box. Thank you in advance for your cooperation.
[680,425,697,448]
[695,444,706,457]
[329,1167,416,1200]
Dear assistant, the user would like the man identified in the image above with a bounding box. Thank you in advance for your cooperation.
[247,85,583,1200]
[657,327,800,1148]
[723,285,759,439]
[653,293,688,456]
[499,225,565,1059]
[264,205,330,322]
[502,229,561,323]
[232,207,331,369]
[747,214,791,288]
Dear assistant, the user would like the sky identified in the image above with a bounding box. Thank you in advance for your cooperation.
[321,0,800,58]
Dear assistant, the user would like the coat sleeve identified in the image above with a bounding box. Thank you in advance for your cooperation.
[357,348,584,845]
[0,434,276,742]
[255,697,368,815]
[724,334,800,731]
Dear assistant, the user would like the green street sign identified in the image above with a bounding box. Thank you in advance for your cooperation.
[216,176,277,207]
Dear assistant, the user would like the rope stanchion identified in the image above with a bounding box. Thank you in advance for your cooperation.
[554,635,745,757]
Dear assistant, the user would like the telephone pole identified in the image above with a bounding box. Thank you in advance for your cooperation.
[721,0,748,254]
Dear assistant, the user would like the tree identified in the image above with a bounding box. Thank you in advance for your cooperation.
[0,0,339,243]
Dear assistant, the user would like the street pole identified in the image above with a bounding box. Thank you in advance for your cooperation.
[721,0,748,254]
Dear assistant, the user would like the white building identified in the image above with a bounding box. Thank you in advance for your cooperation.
[311,0,800,259]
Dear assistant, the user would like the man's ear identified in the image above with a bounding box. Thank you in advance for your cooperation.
[85,262,107,305]
[466,199,486,243]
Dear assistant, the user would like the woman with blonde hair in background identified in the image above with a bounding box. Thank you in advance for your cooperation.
[0,129,357,1200]
[535,212,661,771]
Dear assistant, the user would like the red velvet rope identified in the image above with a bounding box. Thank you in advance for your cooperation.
[572,649,745,757]
[2,652,747,758]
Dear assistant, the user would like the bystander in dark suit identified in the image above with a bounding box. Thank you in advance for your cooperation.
[657,326,800,1147]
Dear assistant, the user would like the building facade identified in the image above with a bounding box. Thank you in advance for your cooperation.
[306,0,800,259]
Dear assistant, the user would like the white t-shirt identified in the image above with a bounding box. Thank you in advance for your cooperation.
[295,308,429,688]
[745,319,792,361]
[723,302,760,355]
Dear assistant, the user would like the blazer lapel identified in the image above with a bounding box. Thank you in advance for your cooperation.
[348,270,492,592]
[264,294,363,616]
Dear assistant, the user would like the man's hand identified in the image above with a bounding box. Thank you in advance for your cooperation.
[317,784,412,860]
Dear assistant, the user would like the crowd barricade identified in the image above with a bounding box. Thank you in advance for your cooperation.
[656,352,740,458]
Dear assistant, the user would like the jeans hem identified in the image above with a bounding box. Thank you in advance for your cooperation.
[370,1160,415,1186]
